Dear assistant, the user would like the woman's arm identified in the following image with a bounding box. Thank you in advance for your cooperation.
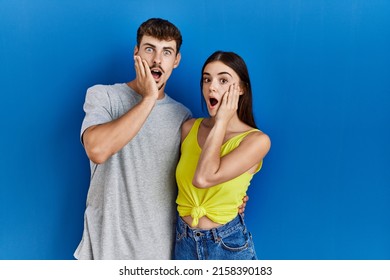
[193,84,271,188]
[193,129,270,188]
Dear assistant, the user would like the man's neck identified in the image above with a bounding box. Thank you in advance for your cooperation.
[126,80,165,100]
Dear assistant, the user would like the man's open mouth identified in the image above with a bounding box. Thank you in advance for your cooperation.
[151,69,163,79]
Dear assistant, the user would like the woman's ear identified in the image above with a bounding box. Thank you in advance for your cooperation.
[238,82,246,95]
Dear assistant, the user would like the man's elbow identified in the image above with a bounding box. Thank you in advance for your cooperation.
[85,145,110,165]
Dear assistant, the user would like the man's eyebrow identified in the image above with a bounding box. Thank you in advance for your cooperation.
[141,43,156,48]
[141,43,176,53]
[163,46,176,52]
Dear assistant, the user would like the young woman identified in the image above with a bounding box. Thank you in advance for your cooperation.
[174,51,271,260]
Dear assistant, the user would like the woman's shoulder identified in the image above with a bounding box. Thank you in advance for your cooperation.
[182,117,201,132]
[182,118,197,128]
[181,118,201,142]
[241,128,271,152]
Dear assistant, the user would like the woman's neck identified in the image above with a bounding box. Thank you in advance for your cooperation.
[205,114,245,133]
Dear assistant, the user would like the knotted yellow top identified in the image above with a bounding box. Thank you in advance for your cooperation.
[176,118,262,227]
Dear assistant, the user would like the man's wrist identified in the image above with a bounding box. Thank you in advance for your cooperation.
[141,95,157,106]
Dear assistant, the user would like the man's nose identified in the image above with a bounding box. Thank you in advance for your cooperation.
[153,51,162,64]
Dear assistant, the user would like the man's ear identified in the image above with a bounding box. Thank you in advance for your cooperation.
[173,52,181,69]
[134,45,139,56]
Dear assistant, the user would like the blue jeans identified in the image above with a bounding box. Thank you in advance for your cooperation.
[174,214,257,260]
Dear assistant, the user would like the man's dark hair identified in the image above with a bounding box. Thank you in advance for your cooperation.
[137,18,182,54]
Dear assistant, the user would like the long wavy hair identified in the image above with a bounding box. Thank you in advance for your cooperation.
[201,51,257,128]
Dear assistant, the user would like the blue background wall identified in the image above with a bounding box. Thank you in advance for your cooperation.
[1,0,389,260]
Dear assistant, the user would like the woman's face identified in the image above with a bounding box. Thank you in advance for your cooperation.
[202,61,242,116]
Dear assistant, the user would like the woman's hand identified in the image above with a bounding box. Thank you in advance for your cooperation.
[215,83,240,124]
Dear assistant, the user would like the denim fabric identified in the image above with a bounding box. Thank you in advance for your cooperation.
[174,214,257,260]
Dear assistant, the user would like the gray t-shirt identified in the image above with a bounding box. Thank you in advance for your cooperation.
[74,83,191,259]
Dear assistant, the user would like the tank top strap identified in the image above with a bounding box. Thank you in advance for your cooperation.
[239,128,260,138]
[193,118,203,132]
[182,118,204,148]
[187,118,203,138]
[223,128,260,147]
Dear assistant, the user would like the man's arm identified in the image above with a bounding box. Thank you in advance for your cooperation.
[83,56,158,164]
[83,97,155,164]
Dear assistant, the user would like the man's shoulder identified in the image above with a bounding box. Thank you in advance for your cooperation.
[163,95,192,115]
[87,83,127,94]
[85,83,134,103]
[174,102,192,119]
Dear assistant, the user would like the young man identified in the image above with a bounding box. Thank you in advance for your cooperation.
[74,18,192,260]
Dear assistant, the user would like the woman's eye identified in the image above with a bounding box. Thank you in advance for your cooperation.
[220,78,228,84]
[203,77,210,83]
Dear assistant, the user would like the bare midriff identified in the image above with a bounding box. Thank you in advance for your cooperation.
[181,215,223,230]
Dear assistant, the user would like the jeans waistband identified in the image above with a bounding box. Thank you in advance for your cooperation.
[177,214,246,242]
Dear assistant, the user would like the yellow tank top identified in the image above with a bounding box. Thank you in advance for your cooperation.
[176,118,262,227]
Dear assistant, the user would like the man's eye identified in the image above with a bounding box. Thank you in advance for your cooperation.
[163,50,172,56]
[145,47,153,53]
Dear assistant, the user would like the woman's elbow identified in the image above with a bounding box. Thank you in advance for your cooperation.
[192,175,211,189]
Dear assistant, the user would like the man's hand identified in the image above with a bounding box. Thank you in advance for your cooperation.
[238,195,249,215]
[134,55,159,100]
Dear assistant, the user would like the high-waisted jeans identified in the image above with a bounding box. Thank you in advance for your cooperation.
[174,214,257,260]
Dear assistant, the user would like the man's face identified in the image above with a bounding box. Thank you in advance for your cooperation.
[134,35,181,91]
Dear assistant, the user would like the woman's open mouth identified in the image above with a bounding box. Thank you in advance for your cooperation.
[209,98,218,107]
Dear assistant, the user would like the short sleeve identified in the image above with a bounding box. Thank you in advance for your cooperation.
[80,85,113,143]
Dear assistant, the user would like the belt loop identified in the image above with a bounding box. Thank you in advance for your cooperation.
[184,223,189,238]
[239,213,245,225]
[211,228,220,242]
[239,214,247,234]
[180,217,188,237]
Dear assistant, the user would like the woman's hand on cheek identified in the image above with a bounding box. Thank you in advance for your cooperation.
[215,83,239,123]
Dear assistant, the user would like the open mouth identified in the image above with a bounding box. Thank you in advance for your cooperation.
[209,98,218,106]
[151,69,163,80]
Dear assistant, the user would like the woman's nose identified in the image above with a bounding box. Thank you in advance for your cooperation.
[209,80,218,92]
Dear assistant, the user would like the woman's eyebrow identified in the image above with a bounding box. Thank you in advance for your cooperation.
[218,71,232,77]
[202,71,233,77]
